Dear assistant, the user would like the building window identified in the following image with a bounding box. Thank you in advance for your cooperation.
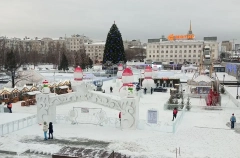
[189,55,191,57]
[166,51,168,53]
[198,50,201,53]
[170,55,173,57]
[175,55,177,57]
[166,46,168,48]
[161,46,164,48]
[179,59,182,61]
[175,45,177,48]
[161,55,164,57]
[184,55,186,57]
[149,55,151,57]
[212,49,215,52]
[199,45,201,48]
[153,55,155,57]
[157,50,159,53]
[157,55,159,57]
[170,45,173,48]
[198,55,200,57]
[166,55,168,57]
[157,45,159,48]
[180,46,182,48]
[213,44,215,46]
[193,50,196,53]
[184,50,187,53]
[153,45,155,48]
[194,45,196,48]
[193,55,196,57]
[149,45,152,48]
[184,45,187,48]
[161,50,164,53]
[179,55,182,57]
[149,50,151,53]
[170,50,173,53]
[189,45,192,48]
[179,50,182,53]
[189,50,191,53]
[175,50,177,53]
[153,50,155,53]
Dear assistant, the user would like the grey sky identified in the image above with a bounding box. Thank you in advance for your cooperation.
[0,0,240,43]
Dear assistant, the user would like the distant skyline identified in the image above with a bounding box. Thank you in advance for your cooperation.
[0,0,240,44]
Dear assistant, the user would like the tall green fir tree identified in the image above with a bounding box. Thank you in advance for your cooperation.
[103,23,126,64]
[59,53,69,72]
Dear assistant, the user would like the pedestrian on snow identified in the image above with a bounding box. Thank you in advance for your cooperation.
[144,88,147,94]
[230,113,236,129]
[43,121,48,140]
[48,122,53,139]
[110,86,113,93]
[119,111,121,125]
[172,108,178,121]
[151,87,153,94]
[6,101,12,113]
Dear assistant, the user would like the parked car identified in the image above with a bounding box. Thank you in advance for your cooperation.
[153,86,167,92]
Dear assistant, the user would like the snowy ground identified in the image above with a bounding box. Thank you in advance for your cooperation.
[1,71,240,157]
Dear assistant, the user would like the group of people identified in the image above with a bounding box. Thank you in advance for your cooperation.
[42,121,54,140]
[143,87,153,94]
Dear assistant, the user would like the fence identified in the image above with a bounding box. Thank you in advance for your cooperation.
[0,115,37,136]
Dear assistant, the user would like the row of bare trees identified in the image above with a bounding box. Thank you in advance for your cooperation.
[125,47,146,62]
[0,39,93,87]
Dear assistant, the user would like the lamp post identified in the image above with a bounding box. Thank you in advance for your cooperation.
[237,81,239,99]
[223,74,225,85]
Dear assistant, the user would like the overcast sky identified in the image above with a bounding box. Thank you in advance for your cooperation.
[0,0,240,43]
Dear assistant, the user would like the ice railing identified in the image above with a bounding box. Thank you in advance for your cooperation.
[172,105,186,133]
[0,115,37,136]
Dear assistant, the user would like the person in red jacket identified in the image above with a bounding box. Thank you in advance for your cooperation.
[172,108,178,121]
[6,102,12,113]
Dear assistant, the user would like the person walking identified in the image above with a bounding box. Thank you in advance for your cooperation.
[110,86,113,93]
[119,111,122,126]
[48,122,53,139]
[43,121,48,140]
[230,113,236,129]
[150,87,153,94]
[172,108,178,121]
[6,102,12,113]
[144,87,147,94]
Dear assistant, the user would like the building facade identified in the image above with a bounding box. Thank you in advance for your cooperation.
[146,23,219,64]
[85,42,105,63]
[147,40,218,64]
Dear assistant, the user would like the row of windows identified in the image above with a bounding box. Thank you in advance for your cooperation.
[148,44,216,48]
[148,49,215,53]
[156,59,201,62]
[149,55,200,58]
[149,54,215,58]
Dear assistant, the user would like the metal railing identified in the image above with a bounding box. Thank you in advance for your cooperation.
[0,115,37,136]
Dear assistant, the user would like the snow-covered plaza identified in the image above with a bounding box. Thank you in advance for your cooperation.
[0,69,240,158]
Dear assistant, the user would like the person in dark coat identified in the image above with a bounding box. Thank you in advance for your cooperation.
[150,87,153,94]
[172,108,178,121]
[110,86,113,93]
[48,122,53,139]
[144,88,147,94]
[6,102,12,113]
[230,113,236,129]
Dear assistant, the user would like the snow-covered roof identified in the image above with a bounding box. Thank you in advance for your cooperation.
[193,75,213,82]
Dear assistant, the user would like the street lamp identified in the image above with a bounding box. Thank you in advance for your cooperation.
[223,74,225,85]
[237,81,239,99]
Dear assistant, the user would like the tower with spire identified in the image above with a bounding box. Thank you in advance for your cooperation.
[187,20,194,40]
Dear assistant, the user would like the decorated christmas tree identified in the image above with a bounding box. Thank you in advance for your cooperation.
[103,22,126,64]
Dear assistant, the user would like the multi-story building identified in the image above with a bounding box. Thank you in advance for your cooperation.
[221,41,232,51]
[85,42,105,63]
[146,24,219,64]
[123,39,141,50]
[66,34,92,52]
